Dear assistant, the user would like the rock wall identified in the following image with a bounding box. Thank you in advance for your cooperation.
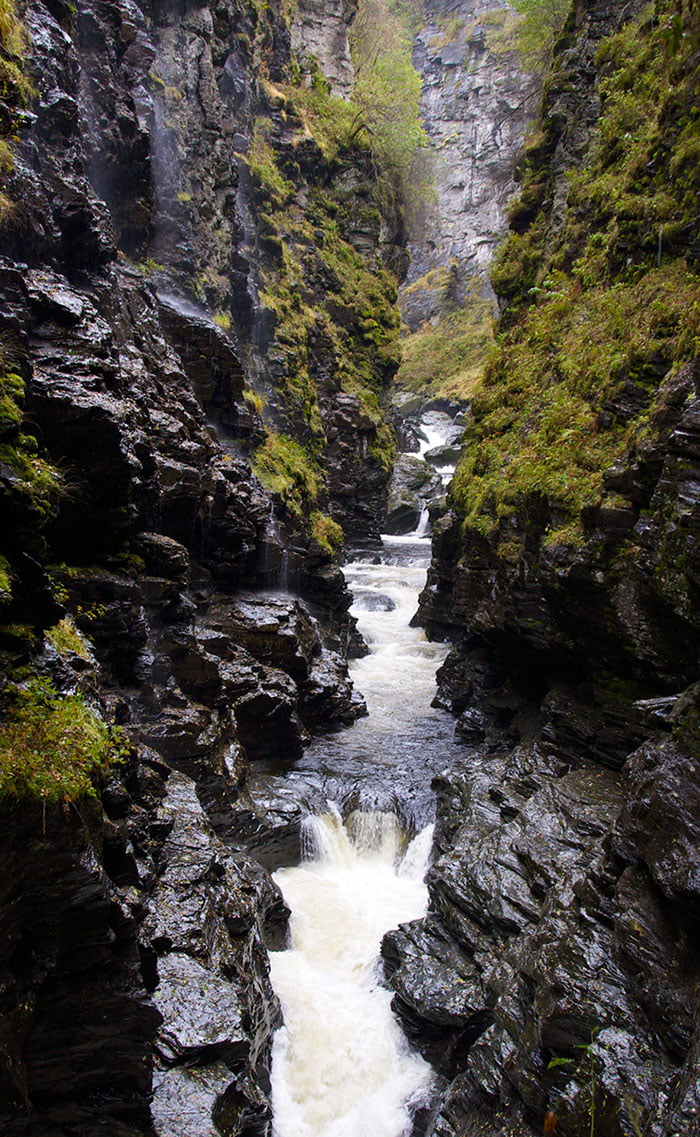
[291,0,355,97]
[386,0,700,1133]
[0,0,402,1131]
[401,0,533,330]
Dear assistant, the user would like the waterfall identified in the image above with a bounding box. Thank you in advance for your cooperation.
[269,810,434,1137]
[260,505,290,592]
[414,505,431,538]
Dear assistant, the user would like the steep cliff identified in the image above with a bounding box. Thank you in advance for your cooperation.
[397,0,534,400]
[387,1,700,1133]
[0,0,412,1131]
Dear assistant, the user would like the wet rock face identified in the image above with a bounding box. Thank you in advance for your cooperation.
[396,14,700,1125]
[0,760,287,1137]
[0,1,384,1132]
[143,773,283,1137]
[385,453,443,535]
[0,801,159,1136]
[384,703,700,1137]
[401,379,700,1131]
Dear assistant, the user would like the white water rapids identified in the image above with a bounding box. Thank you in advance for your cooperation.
[266,532,455,1137]
[269,811,433,1137]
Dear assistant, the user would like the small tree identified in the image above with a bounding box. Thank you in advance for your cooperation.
[350,0,431,223]
[513,0,572,70]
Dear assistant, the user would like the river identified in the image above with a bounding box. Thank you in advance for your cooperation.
[260,532,465,1137]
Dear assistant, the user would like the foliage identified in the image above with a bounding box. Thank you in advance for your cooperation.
[0,0,31,223]
[512,0,571,70]
[310,510,344,555]
[45,617,92,660]
[0,554,11,602]
[452,0,700,555]
[0,678,125,802]
[492,0,700,324]
[451,264,700,537]
[0,366,62,526]
[387,0,425,36]
[276,73,358,162]
[479,6,524,56]
[350,0,431,220]
[0,0,30,102]
[245,118,295,206]
[254,181,400,450]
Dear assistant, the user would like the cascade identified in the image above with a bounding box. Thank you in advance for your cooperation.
[269,810,434,1137]
[252,507,466,1134]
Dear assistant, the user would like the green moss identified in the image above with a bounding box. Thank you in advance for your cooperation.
[310,510,344,555]
[451,264,700,536]
[255,182,400,444]
[234,16,415,542]
[0,1,31,105]
[0,555,11,603]
[480,6,523,55]
[0,2,31,224]
[148,72,183,104]
[451,0,700,557]
[0,368,62,524]
[254,431,324,519]
[0,623,40,654]
[243,387,264,416]
[45,617,91,660]
[277,76,359,161]
[245,118,295,206]
[0,678,125,802]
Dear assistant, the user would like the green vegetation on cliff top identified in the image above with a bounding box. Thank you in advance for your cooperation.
[451,0,700,547]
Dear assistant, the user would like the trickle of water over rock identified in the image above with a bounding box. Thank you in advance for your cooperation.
[269,809,434,1137]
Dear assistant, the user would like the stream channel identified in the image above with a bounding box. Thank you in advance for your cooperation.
[248,408,467,1137]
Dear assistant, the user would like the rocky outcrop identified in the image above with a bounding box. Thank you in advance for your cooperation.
[385,453,443,535]
[291,0,355,97]
[388,0,700,1132]
[0,753,287,1136]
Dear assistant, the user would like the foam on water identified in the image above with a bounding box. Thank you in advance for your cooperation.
[270,812,434,1137]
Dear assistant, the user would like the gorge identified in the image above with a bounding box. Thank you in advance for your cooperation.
[0,0,698,1136]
